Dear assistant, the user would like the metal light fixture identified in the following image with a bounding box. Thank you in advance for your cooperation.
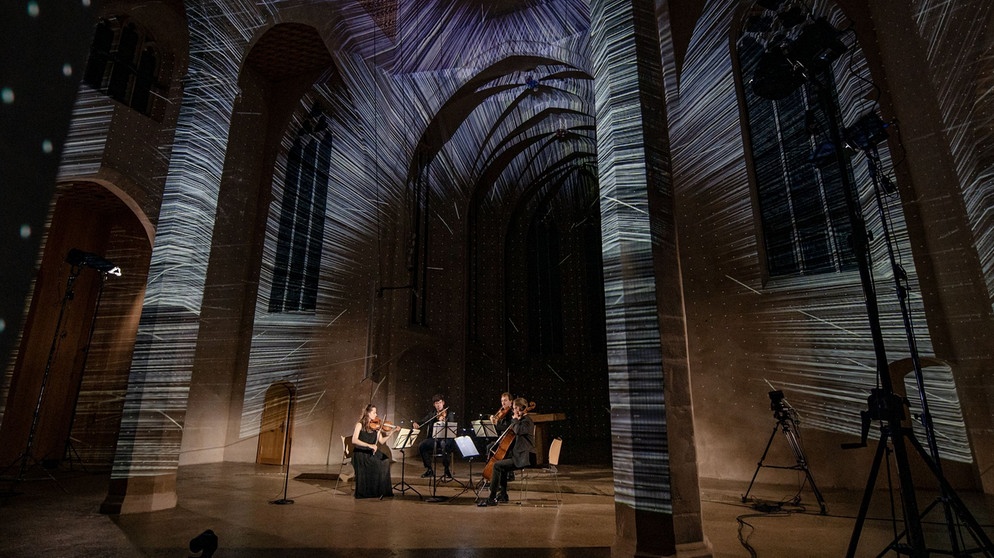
[66,248,122,276]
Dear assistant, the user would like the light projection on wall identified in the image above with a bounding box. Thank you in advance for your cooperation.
[37,0,979,517]
[240,0,611,463]
[109,1,266,478]
[672,0,970,464]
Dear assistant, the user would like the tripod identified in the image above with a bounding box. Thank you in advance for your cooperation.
[844,389,994,557]
[742,390,827,514]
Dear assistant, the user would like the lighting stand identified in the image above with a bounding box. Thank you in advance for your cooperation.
[746,8,991,554]
[799,75,992,556]
[1,264,83,493]
[742,390,827,514]
[837,121,994,557]
[63,270,110,471]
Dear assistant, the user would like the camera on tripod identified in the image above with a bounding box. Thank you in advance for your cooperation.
[768,389,796,424]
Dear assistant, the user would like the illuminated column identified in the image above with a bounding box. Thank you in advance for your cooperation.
[589,0,709,556]
[100,2,244,514]
[866,0,994,495]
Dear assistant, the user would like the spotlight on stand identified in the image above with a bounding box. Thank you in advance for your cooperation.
[751,45,806,100]
[844,110,889,152]
[66,248,122,277]
[785,18,847,73]
[751,17,847,101]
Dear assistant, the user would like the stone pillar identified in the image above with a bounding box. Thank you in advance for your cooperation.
[866,0,994,494]
[589,0,709,556]
[101,1,244,514]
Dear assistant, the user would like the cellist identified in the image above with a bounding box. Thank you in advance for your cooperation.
[479,397,535,507]
[488,392,515,480]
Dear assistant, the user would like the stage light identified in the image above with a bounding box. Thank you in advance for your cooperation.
[844,110,889,151]
[751,46,805,100]
[751,17,847,101]
[785,17,846,73]
[66,248,122,276]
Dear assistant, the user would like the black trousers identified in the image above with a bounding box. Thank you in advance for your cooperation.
[419,437,455,470]
[489,457,516,496]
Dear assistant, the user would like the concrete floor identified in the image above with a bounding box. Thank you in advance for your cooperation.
[2,458,993,557]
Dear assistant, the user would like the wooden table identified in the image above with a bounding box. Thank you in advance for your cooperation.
[530,412,566,465]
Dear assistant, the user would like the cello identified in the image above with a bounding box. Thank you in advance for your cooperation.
[482,401,535,480]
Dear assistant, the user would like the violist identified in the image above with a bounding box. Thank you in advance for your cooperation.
[490,392,514,434]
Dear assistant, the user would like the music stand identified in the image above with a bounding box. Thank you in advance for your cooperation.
[472,420,498,439]
[431,421,458,439]
[426,422,459,502]
[449,435,482,500]
[392,427,421,498]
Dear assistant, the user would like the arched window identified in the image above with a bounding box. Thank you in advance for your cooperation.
[737,13,856,278]
[527,214,564,355]
[269,106,331,313]
[83,17,162,117]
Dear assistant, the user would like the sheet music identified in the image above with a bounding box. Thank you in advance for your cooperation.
[471,419,498,438]
[431,421,457,439]
[454,435,479,458]
[392,427,420,449]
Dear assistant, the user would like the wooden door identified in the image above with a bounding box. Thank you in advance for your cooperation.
[257,383,294,465]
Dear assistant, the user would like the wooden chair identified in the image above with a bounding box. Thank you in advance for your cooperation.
[334,435,354,495]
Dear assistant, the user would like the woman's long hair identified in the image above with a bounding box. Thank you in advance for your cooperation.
[360,404,375,430]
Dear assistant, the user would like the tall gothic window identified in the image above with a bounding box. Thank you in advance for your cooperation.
[269,107,331,313]
[738,33,856,278]
[83,17,162,117]
[527,215,564,355]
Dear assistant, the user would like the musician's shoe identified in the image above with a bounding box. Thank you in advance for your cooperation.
[476,498,492,507]
[441,470,454,482]
[497,492,509,503]
[420,469,433,478]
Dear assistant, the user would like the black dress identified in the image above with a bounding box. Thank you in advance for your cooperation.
[353,427,393,499]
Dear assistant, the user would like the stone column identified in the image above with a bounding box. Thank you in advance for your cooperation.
[100,0,246,514]
[866,0,994,495]
[589,0,709,556]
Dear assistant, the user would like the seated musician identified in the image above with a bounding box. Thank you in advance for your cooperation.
[489,392,515,480]
[490,392,514,434]
[413,393,456,481]
[351,404,394,499]
[479,397,535,506]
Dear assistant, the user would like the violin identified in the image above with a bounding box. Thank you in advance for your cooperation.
[368,417,397,433]
[492,406,509,424]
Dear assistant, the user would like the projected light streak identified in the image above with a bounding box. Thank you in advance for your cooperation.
[668,0,971,463]
[908,2,994,307]
[58,93,113,178]
[110,1,260,478]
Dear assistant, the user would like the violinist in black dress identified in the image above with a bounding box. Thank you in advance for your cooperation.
[351,404,394,499]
